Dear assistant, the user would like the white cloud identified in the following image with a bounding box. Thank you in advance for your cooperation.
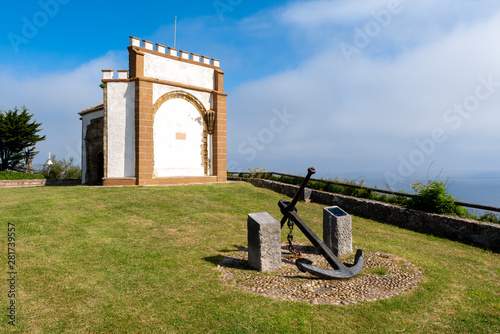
[282,0,395,25]
[278,0,500,57]
[0,51,127,166]
[228,2,500,176]
[282,0,500,28]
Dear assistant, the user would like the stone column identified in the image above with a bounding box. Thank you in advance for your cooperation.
[134,80,153,185]
[212,69,227,182]
[247,212,281,272]
[323,206,352,257]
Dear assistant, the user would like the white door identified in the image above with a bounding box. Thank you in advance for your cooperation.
[153,98,204,177]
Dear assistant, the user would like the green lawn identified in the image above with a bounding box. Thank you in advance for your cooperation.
[1,183,499,333]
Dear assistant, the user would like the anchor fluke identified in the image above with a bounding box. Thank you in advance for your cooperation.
[295,249,364,279]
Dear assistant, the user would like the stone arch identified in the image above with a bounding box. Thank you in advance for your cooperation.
[154,90,208,127]
[153,90,209,176]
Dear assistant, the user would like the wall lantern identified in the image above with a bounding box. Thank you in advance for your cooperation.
[206,110,216,134]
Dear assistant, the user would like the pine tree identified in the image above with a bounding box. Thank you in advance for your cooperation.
[0,106,46,171]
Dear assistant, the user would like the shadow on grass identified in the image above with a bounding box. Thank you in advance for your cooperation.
[217,245,248,253]
[203,255,255,271]
[204,244,255,271]
[204,255,225,266]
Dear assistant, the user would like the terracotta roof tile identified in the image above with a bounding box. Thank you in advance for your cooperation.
[79,103,104,115]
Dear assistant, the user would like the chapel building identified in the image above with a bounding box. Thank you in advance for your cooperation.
[79,36,227,186]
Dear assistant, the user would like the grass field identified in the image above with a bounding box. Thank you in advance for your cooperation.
[1,182,499,333]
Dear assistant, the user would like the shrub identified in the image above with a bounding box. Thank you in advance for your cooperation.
[356,188,372,198]
[409,180,467,216]
[40,155,81,179]
[248,167,265,173]
[479,211,500,224]
[0,170,45,180]
[387,194,411,206]
[280,175,300,185]
[268,175,280,181]
[308,180,322,190]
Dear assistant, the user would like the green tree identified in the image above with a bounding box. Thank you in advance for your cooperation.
[40,155,81,179]
[0,106,45,172]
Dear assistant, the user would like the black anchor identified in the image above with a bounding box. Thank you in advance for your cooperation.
[278,167,364,279]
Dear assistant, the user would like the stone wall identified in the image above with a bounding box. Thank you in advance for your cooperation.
[45,179,82,186]
[0,179,82,188]
[231,177,500,252]
[0,179,47,188]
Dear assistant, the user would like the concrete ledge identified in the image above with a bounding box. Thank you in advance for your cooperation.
[231,177,500,252]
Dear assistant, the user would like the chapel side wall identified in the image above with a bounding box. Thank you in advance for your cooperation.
[106,81,136,178]
[81,110,104,184]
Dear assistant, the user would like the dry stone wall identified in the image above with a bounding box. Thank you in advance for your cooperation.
[0,179,46,188]
[231,177,500,252]
[0,179,81,188]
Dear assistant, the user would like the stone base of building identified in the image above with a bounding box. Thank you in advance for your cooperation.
[102,176,226,186]
[102,177,138,186]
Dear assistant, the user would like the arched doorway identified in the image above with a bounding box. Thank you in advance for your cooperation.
[153,91,209,177]
[85,117,104,185]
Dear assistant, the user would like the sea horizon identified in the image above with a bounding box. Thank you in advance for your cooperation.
[319,170,500,211]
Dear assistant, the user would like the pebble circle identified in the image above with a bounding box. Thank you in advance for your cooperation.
[217,244,423,305]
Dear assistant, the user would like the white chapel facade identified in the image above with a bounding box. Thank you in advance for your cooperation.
[79,36,227,186]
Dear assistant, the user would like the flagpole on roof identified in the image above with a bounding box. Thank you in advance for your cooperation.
[174,16,177,49]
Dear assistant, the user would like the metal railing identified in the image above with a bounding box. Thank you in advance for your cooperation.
[228,171,500,213]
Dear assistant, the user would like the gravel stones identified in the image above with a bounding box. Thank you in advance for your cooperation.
[216,244,423,305]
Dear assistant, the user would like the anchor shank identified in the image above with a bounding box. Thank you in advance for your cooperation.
[280,167,316,228]
[285,208,347,271]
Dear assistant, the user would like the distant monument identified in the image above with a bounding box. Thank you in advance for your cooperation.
[79,37,227,186]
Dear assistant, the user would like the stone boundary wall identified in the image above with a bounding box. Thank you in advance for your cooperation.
[0,179,82,188]
[231,177,500,252]
[46,179,82,186]
[0,179,46,188]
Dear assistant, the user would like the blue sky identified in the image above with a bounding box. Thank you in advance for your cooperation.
[1,0,500,188]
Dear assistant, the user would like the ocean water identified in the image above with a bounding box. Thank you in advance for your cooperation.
[445,172,500,209]
[330,170,500,211]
